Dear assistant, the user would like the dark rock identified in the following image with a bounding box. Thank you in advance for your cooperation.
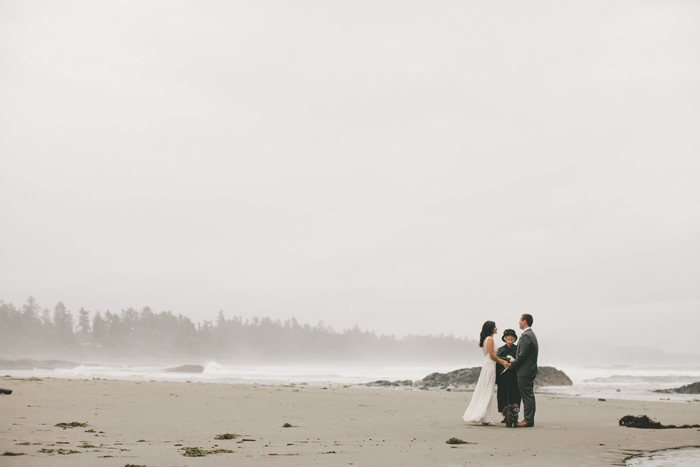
[534,367,573,387]
[165,365,204,373]
[0,359,80,370]
[366,380,392,387]
[366,379,413,387]
[420,368,482,388]
[654,381,700,394]
[418,366,572,388]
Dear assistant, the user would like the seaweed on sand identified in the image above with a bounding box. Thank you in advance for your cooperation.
[181,447,235,457]
[215,433,238,440]
[182,447,207,457]
[446,437,476,445]
[619,415,700,429]
[55,421,88,429]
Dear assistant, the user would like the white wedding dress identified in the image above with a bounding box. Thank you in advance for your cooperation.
[462,336,496,424]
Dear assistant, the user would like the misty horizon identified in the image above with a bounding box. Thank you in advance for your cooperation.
[2,295,696,370]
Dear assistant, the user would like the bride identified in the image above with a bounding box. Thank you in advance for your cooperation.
[463,321,510,425]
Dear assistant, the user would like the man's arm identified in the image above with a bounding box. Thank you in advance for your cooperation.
[510,334,531,370]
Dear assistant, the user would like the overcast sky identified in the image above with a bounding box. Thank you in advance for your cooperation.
[1,1,698,354]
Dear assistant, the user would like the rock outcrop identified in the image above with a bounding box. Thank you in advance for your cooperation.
[420,367,482,388]
[534,366,573,387]
[165,364,205,373]
[0,359,80,370]
[416,366,572,388]
[365,380,413,387]
[654,381,700,394]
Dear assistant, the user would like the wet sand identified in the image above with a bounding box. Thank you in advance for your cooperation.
[1,376,699,466]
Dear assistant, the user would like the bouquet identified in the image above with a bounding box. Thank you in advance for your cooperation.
[500,355,515,376]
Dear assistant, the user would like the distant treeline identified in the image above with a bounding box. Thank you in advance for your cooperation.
[0,297,479,364]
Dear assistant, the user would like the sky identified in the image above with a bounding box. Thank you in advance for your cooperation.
[1,1,699,354]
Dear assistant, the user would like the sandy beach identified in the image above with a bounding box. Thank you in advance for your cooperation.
[1,376,699,466]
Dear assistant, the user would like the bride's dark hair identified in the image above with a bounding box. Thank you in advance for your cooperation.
[479,321,496,348]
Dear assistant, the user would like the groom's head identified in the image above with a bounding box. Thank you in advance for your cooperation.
[519,314,533,329]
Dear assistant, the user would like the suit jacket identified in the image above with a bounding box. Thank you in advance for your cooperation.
[511,328,538,379]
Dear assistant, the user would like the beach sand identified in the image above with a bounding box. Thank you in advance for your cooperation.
[1,376,699,466]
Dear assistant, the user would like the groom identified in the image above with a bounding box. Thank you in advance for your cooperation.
[509,314,538,427]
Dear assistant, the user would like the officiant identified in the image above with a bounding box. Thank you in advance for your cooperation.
[496,329,521,415]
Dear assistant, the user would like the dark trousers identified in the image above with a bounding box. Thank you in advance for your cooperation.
[496,375,521,412]
[517,376,536,425]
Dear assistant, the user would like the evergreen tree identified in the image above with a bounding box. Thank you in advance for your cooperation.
[0,297,478,363]
[20,296,42,335]
[53,302,75,345]
[92,311,106,345]
[0,301,20,351]
[77,308,91,336]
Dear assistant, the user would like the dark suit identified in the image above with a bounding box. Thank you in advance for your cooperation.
[510,328,538,426]
[496,344,520,412]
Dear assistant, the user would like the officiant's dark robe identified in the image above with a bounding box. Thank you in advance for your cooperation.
[496,344,521,412]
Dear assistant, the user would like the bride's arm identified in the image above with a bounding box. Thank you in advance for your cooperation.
[487,337,508,366]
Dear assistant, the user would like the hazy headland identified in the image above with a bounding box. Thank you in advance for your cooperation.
[0,296,481,367]
[2,296,699,394]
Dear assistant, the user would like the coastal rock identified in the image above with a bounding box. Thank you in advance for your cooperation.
[534,366,573,387]
[654,381,700,394]
[165,364,205,373]
[0,359,80,370]
[418,366,572,388]
[366,379,413,387]
[420,368,482,388]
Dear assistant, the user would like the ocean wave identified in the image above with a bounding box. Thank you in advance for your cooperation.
[584,375,700,384]
[626,447,700,466]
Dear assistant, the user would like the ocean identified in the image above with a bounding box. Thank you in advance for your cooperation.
[3,361,700,403]
[538,365,700,403]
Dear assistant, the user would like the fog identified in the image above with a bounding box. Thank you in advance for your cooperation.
[1,1,699,360]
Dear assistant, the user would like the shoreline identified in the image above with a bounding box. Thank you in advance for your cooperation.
[625,446,700,466]
[2,358,699,405]
[2,376,700,465]
[3,366,700,405]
